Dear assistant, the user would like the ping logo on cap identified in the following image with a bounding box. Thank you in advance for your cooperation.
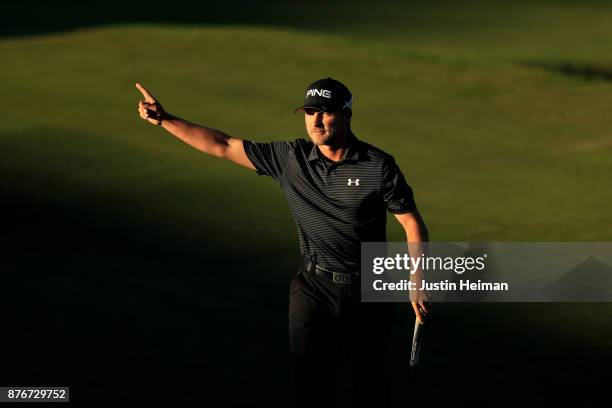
[306,89,332,98]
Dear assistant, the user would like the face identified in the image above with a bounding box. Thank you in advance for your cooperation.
[304,108,351,146]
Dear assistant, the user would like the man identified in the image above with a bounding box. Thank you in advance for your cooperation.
[136,77,429,407]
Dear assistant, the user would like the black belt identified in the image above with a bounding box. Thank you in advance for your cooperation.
[304,261,360,285]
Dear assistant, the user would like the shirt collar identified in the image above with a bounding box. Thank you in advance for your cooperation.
[308,134,363,163]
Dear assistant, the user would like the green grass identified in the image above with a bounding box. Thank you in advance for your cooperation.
[2,24,611,243]
[2,2,612,404]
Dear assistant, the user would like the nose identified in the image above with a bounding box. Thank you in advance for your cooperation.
[313,111,324,126]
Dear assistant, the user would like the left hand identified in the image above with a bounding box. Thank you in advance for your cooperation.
[411,300,429,325]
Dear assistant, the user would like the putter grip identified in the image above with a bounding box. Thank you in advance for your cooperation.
[410,319,422,369]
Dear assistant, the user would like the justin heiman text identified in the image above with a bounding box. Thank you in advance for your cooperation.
[372,279,509,291]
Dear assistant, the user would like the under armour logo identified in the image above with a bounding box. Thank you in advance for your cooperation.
[347,178,360,186]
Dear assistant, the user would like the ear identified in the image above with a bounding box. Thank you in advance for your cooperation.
[344,108,352,122]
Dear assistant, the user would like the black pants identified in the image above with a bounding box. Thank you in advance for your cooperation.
[288,263,394,408]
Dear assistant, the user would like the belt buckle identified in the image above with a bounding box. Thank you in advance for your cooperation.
[332,271,351,285]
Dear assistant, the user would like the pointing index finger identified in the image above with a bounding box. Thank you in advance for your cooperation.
[135,82,157,103]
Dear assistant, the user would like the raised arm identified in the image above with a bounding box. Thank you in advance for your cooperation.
[135,82,255,170]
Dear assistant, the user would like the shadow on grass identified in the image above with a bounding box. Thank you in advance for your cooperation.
[5,1,327,38]
[403,302,612,406]
[523,61,612,82]
[0,183,293,404]
[2,125,611,405]
[3,0,573,40]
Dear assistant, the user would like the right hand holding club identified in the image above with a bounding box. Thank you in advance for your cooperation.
[136,82,167,126]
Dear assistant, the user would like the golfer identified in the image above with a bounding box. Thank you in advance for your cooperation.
[136,77,429,408]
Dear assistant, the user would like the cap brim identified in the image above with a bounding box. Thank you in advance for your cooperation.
[294,105,322,114]
[293,104,340,114]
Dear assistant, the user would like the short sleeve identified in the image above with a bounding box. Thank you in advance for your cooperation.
[243,140,293,182]
[380,157,417,214]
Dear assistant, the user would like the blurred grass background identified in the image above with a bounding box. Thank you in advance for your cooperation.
[2,1,612,406]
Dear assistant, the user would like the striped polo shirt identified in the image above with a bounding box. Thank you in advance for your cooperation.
[243,134,417,272]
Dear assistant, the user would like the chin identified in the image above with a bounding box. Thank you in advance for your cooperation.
[310,133,332,145]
